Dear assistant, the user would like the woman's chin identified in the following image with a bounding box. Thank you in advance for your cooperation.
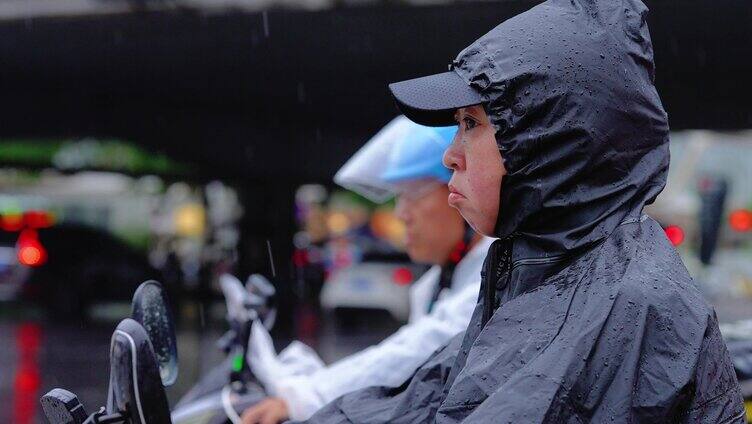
[460,212,494,237]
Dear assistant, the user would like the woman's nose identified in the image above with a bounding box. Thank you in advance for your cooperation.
[443,142,463,171]
[395,196,411,222]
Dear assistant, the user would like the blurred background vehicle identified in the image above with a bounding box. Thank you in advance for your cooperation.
[0,0,751,422]
[0,154,246,319]
[320,259,422,322]
[0,221,160,318]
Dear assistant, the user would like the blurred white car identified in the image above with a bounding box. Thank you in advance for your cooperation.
[320,261,424,322]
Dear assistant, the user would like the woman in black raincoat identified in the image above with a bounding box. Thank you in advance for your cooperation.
[298,0,746,422]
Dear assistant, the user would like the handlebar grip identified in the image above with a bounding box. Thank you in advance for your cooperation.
[41,388,89,424]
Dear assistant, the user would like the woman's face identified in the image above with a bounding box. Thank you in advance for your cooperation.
[442,105,505,236]
[394,184,465,265]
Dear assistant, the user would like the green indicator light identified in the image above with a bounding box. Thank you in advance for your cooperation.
[232,354,244,372]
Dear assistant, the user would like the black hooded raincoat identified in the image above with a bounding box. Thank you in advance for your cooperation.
[298,0,745,422]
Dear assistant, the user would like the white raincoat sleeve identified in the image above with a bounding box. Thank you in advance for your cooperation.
[247,238,492,421]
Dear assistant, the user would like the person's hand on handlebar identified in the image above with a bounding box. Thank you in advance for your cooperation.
[241,397,290,424]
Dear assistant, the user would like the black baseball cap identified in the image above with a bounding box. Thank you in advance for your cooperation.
[388,68,484,127]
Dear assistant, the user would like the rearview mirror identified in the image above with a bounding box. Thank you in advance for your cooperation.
[131,281,178,387]
[107,318,172,423]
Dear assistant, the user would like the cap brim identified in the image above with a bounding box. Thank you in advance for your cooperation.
[388,71,483,127]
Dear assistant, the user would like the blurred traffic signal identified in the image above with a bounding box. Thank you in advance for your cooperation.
[697,176,728,265]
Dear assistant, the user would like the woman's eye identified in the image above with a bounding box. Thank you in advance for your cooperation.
[463,117,478,130]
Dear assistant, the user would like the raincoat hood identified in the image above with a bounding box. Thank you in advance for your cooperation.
[469,0,669,255]
[394,0,670,256]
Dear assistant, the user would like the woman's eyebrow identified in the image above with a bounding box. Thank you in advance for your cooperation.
[463,112,480,122]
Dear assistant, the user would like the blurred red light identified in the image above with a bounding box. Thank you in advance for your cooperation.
[13,323,42,424]
[664,225,685,247]
[23,210,55,229]
[729,209,752,232]
[392,267,414,286]
[293,249,309,267]
[1,214,24,232]
[17,323,42,354]
[17,228,36,243]
[19,246,45,267]
[14,367,40,392]
[16,230,47,267]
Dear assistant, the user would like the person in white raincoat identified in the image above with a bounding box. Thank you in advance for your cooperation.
[241,116,493,424]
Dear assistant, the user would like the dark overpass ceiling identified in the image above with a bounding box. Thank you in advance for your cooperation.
[0,0,750,181]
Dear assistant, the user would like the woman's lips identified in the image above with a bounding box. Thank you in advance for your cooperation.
[448,193,466,205]
[448,185,466,205]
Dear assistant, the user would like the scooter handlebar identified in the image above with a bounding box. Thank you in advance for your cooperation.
[41,388,89,424]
